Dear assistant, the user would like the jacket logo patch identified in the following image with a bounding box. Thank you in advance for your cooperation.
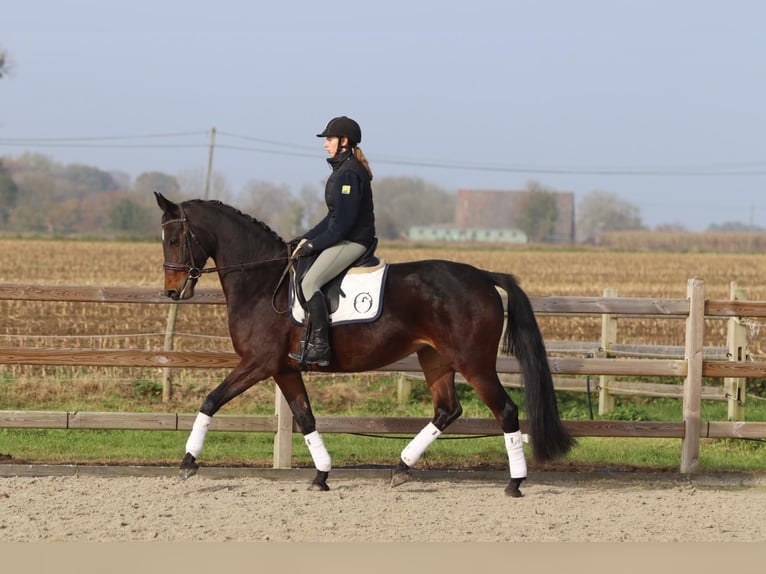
[341,185,351,194]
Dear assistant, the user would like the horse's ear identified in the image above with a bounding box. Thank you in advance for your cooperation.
[154,191,177,214]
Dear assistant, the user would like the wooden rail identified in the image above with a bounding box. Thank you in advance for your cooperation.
[4,282,766,318]
[2,280,766,474]
[0,347,763,378]
[4,410,766,441]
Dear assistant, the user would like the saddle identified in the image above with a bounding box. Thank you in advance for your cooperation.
[290,239,387,325]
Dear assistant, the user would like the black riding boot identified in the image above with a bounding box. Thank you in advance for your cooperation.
[290,293,331,367]
[303,292,331,366]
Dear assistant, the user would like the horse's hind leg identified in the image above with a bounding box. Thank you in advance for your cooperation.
[273,371,331,492]
[392,347,462,487]
[468,370,527,497]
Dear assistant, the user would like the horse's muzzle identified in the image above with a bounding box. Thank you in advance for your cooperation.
[165,289,182,301]
[163,270,197,300]
[166,285,195,301]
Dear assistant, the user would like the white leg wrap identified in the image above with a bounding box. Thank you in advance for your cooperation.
[504,430,528,479]
[401,422,442,467]
[304,431,332,472]
[185,412,212,458]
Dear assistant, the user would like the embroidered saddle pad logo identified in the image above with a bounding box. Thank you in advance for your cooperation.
[290,261,388,326]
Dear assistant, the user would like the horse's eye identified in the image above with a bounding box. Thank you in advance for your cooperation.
[169,238,179,246]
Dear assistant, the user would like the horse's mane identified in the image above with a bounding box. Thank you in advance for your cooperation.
[184,199,285,244]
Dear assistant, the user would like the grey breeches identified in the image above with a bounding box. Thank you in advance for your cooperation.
[301,241,367,299]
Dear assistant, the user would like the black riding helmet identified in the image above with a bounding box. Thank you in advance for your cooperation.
[316,116,362,146]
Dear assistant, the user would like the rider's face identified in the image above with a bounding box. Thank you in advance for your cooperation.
[324,136,339,156]
[323,136,349,156]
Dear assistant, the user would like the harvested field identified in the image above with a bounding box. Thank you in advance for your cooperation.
[3,239,766,360]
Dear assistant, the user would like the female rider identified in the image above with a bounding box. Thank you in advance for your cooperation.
[289,116,376,367]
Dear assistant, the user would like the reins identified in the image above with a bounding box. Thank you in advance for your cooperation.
[161,207,295,313]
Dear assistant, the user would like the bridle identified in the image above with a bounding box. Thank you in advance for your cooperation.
[161,204,294,311]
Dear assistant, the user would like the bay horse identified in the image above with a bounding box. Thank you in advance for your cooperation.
[155,192,574,497]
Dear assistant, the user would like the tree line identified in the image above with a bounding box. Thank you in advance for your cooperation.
[4,152,757,244]
[0,153,459,240]
[0,152,645,243]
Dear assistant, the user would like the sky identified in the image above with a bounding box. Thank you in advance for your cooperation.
[1,0,765,231]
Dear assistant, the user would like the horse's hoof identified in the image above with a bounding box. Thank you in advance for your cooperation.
[308,481,330,492]
[391,460,412,487]
[179,468,197,481]
[308,470,330,491]
[391,471,412,487]
[178,453,199,481]
[504,477,526,498]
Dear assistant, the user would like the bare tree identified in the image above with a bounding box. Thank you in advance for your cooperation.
[176,167,233,203]
[134,171,181,199]
[239,180,298,236]
[0,163,19,224]
[516,182,560,243]
[373,176,455,239]
[576,190,644,243]
[0,47,11,78]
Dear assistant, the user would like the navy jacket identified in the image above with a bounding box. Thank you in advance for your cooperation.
[305,150,376,251]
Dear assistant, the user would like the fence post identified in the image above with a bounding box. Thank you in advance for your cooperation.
[598,287,618,415]
[680,278,705,473]
[161,303,180,402]
[725,282,748,421]
[397,373,412,406]
[273,385,294,468]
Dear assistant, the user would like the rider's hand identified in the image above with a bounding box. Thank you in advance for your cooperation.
[297,241,316,257]
[290,238,315,259]
[287,236,303,251]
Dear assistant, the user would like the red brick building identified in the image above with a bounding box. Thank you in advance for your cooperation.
[455,189,575,243]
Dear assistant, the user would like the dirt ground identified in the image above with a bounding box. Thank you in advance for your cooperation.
[1,466,765,542]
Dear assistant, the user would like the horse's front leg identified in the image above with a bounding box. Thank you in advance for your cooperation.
[179,361,264,480]
[273,372,330,491]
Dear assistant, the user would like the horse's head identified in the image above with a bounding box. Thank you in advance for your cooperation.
[155,191,210,300]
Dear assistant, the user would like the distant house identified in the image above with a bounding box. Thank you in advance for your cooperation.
[455,189,575,243]
[408,225,528,244]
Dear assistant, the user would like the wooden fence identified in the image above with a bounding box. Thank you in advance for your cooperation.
[2,279,766,473]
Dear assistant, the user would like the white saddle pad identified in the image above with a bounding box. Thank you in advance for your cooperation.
[290,261,388,326]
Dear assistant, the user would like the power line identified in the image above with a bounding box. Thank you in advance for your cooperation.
[0,130,207,142]
[216,130,317,152]
[371,157,766,176]
[2,130,766,176]
[216,143,318,159]
[0,142,208,149]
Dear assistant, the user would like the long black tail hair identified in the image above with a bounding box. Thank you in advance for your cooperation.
[490,272,576,461]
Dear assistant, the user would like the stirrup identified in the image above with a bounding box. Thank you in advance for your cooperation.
[288,341,330,368]
[288,340,307,363]
[288,321,311,365]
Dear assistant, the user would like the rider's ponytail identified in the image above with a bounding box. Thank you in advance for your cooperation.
[354,147,373,181]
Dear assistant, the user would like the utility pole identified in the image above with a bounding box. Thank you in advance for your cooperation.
[204,126,216,200]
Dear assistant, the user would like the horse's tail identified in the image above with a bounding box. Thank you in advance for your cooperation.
[489,272,575,461]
